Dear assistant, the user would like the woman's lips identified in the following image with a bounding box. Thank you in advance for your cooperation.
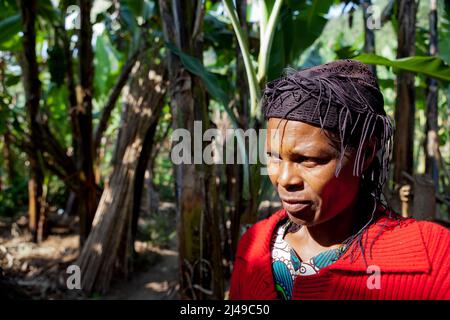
[281,199,312,215]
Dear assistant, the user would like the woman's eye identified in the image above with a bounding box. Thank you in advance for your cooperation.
[267,153,281,163]
[300,157,328,166]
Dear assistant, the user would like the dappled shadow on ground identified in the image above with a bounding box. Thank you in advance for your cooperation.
[105,242,179,300]
[0,204,179,300]
[0,227,79,299]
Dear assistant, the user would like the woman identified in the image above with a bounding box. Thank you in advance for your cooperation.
[229,60,449,300]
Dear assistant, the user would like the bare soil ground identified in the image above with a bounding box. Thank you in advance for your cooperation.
[105,242,179,300]
[0,206,180,300]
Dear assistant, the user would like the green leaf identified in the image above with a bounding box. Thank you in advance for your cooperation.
[93,33,121,100]
[119,1,138,33]
[0,14,21,46]
[143,1,155,21]
[166,42,230,109]
[5,74,21,87]
[439,0,450,64]
[334,45,359,59]
[36,0,60,22]
[377,78,395,89]
[0,33,21,51]
[354,54,450,82]
[267,0,333,81]
[285,0,307,10]
[304,0,332,27]
[294,0,333,55]
[94,34,111,97]
[122,0,144,18]
[415,27,429,57]
[204,13,234,51]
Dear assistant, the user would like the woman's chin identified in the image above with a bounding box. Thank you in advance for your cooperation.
[285,206,316,226]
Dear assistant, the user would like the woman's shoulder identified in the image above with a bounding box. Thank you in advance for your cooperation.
[415,218,450,235]
[368,210,449,270]
[408,219,449,277]
[414,219,450,252]
[375,208,450,244]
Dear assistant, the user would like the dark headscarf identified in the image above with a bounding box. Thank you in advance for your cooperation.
[262,59,394,201]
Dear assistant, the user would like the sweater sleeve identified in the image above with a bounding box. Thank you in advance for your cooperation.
[229,222,261,300]
[229,257,246,300]
[417,221,450,300]
[229,227,253,300]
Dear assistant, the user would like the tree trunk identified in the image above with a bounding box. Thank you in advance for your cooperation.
[19,0,45,243]
[76,54,166,294]
[159,0,224,299]
[130,116,160,251]
[393,0,417,185]
[61,10,138,218]
[424,0,439,189]
[3,128,17,186]
[62,17,81,218]
[139,120,170,220]
[77,0,98,246]
[361,0,377,77]
[412,174,436,220]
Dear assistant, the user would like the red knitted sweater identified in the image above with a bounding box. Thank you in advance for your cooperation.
[230,209,450,300]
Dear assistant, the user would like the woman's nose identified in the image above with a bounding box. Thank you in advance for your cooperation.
[277,161,304,191]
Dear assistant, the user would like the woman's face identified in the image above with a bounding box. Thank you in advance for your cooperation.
[266,118,361,226]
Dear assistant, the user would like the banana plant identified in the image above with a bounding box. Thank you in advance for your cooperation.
[222,0,335,218]
[222,0,282,125]
[220,0,282,220]
[169,0,335,215]
[354,54,450,83]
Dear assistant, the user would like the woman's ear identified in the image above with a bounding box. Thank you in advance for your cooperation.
[362,137,377,172]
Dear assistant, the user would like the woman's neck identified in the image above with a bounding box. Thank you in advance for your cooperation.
[285,192,374,261]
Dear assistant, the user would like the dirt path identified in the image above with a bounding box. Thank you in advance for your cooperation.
[1,218,180,299]
[105,242,179,300]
